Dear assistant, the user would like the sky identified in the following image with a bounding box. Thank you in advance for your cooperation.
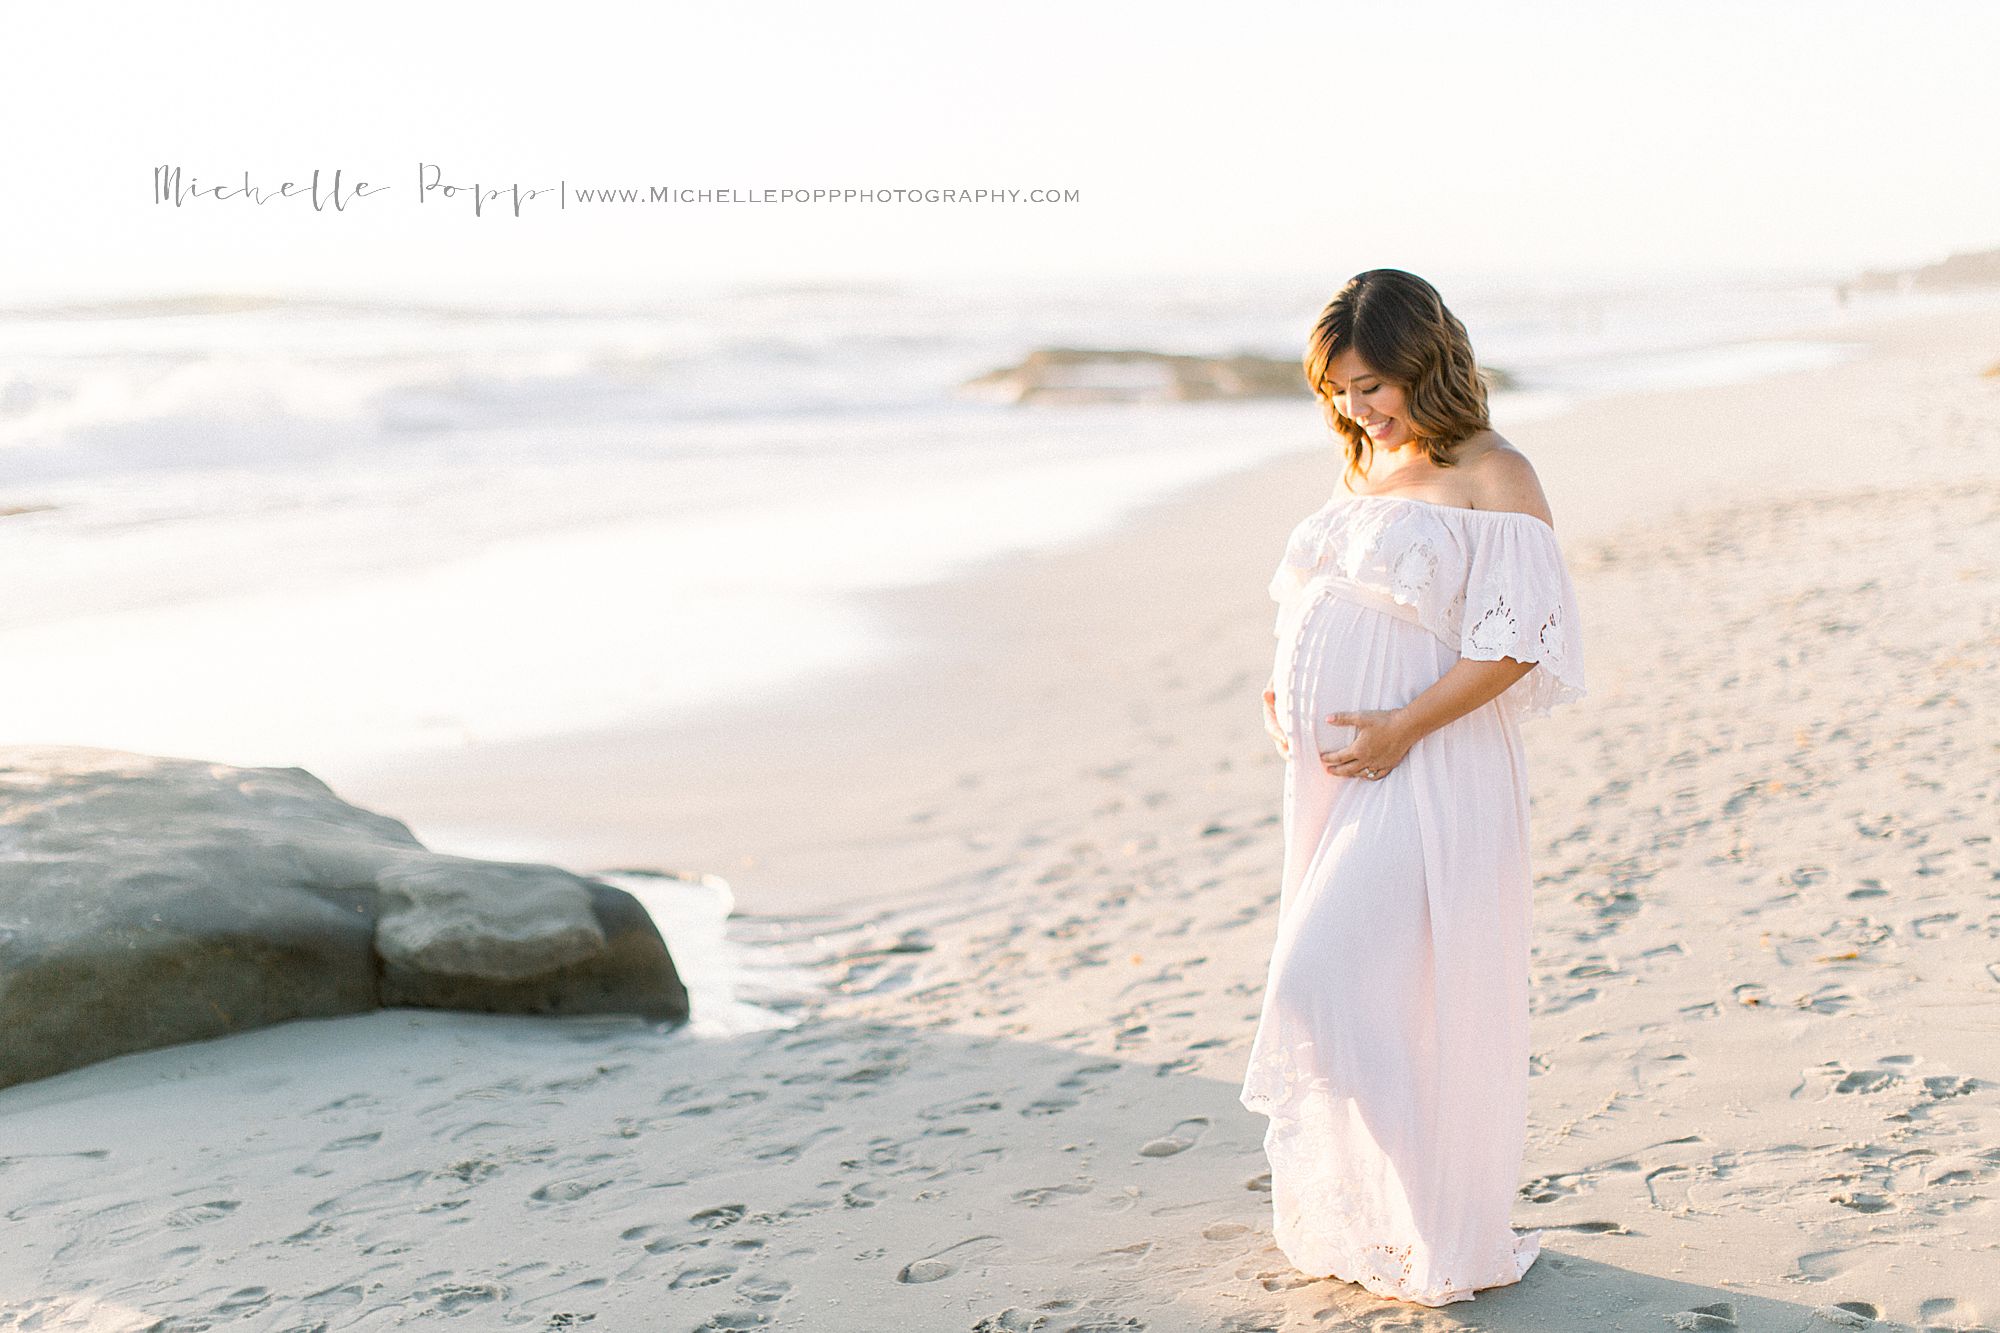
[5,0,1998,301]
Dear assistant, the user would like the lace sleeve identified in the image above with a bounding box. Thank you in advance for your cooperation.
[1457,516,1587,721]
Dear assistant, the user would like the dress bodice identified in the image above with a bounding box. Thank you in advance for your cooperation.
[1271,492,1588,721]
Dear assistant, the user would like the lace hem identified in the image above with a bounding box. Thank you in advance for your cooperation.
[1241,1055,1541,1306]
[1318,1226,1542,1307]
[1270,494,1587,722]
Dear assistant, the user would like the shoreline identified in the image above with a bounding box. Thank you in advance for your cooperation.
[338,290,2000,918]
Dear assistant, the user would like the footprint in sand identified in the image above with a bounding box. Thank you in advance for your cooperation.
[211,1287,271,1317]
[437,1157,500,1185]
[1792,985,1854,1014]
[1536,986,1600,1016]
[1020,1095,1080,1117]
[540,1062,634,1093]
[691,1203,748,1230]
[751,1125,843,1164]
[972,1310,1051,1332]
[1909,911,1958,939]
[443,1119,516,1144]
[1138,1117,1209,1157]
[309,1170,429,1217]
[1012,1182,1092,1207]
[302,1282,365,1308]
[1831,1191,1893,1213]
[737,1274,791,1305]
[1666,1301,1736,1329]
[1792,1247,1853,1283]
[319,1131,382,1153]
[1922,1074,1980,1100]
[669,1263,737,1290]
[896,1235,1002,1283]
[165,1200,240,1228]
[1520,1170,1590,1204]
[1215,904,1262,931]
[1078,1240,1153,1271]
[530,1176,615,1204]
[919,1092,1005,1119]
[1056,1062,1122,1090]
[1832,1068,1899,1095]
[419,1282,506,1314]
[673,1089,771,1117]
[1257,1268,1318,1293]
[843,1182,889,1209]
[310,1093,381,1114]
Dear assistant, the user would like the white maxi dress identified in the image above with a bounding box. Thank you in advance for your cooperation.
[1238,490,1588,1307]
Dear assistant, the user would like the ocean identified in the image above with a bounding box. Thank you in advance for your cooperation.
[0,269,1914,776]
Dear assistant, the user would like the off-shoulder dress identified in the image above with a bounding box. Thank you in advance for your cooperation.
[1238,490,1589,1307]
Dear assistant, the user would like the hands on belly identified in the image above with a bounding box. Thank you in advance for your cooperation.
[1318,708,1417,781]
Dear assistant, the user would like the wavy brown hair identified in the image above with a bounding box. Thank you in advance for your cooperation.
[1302,269,1492,492]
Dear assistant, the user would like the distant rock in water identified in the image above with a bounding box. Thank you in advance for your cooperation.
[962,347,1308,405]
[1848,246,2000,294]
[961,346,1514,405]
[0,746,690,1092]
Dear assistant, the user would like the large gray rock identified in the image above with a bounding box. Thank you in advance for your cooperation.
[0,745,689,1092]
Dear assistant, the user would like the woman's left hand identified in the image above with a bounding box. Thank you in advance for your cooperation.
[1321,709,1416,780]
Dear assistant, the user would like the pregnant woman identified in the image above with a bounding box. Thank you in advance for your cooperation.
[1240,269,1588,1306]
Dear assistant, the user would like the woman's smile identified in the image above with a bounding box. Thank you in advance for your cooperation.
[1321,346,1413,451]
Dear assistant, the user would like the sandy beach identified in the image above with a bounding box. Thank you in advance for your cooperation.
[3,294,1997,1330]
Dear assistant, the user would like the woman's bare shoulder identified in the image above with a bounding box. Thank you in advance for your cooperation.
[1462,434,1555,526]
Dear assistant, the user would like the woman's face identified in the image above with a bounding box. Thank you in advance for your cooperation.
[1322,348,1412,450]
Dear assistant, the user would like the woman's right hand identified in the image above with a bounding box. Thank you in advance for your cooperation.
[1262,680,1290,757]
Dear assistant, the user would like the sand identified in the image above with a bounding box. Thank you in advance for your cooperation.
[2,293,1997,1331]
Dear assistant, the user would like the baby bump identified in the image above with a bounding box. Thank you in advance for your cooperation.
[1275,581,1453,759]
